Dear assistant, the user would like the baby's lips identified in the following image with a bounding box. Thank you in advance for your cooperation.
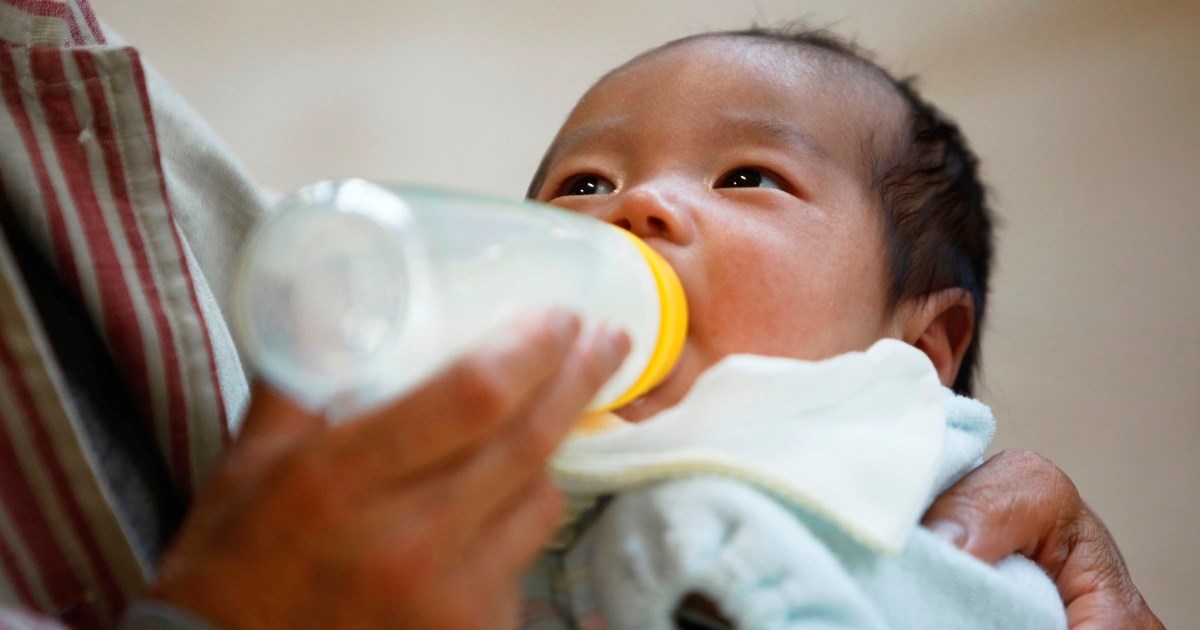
[612,346,695,422]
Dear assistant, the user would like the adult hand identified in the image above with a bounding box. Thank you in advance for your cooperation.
[150,310,630,629]
[922,449,1164,629]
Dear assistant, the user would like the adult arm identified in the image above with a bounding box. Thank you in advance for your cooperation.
[148,311,629,629]
[922,449,1164,629]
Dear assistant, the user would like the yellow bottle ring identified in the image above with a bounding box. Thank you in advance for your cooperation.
[594,231,688,412]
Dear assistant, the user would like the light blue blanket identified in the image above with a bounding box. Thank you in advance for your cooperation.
[522,345,1067,629]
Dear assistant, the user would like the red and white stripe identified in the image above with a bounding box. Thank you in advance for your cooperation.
[0,0,243,624]
[0,269,135,626]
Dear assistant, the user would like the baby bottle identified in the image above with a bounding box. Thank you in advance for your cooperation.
[233,179,687,418]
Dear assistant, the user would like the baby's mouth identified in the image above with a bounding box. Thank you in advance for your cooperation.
[618,248,692,422]
[612,394,660,422]
[613,343,692,422]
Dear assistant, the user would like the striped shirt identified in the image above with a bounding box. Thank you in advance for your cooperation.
[0,1,263,626]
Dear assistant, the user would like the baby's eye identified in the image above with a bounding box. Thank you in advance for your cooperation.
[558,174,615,197]
[716,167,784,190]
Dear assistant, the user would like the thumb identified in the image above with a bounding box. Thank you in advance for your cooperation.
[922,450,1164,629]
[921,449,1076,568]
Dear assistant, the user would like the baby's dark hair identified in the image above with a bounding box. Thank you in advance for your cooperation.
[712,27,994,396]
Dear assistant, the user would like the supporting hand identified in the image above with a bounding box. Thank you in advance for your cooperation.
[922,449,1163,629]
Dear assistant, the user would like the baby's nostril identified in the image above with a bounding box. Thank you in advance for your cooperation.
[615,218,633,230]
[648,216,667,232]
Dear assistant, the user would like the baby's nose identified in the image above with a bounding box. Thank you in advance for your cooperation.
[606,186,694,245]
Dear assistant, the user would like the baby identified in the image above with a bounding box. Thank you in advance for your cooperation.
[518,27,1067,629]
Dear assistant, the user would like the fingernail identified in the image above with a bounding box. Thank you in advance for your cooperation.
[926,520,967,548]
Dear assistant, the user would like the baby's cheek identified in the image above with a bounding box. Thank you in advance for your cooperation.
[701,286,820,356]
[701,269,867,360]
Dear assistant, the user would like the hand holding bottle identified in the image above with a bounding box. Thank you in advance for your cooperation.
[151,310,629,628]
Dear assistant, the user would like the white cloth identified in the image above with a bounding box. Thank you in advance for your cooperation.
[553,338,945,553]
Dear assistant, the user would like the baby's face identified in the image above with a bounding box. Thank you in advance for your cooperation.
[531,38,908,421]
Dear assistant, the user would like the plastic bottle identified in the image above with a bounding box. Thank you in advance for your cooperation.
[233,179,688,418]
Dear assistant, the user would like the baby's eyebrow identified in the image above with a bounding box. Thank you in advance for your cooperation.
[714,114,827,158]
[527,115,631,197]
[546,115,631,162]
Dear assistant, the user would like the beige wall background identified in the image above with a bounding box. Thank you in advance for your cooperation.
[92,0,1199,624]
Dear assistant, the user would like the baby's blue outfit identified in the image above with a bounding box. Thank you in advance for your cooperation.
[521,340,1067,629]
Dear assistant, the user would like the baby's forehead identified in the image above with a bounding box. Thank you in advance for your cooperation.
[578,36,907,176]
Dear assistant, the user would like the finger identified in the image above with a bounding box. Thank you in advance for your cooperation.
[921,449,1079,568]
[1054,504,1163,629]
[444,323,629,537]
[331,309,582,481]
[352,476,561,629]
[462,475,566,597]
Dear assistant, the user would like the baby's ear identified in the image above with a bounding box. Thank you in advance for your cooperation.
[898,288,975,389]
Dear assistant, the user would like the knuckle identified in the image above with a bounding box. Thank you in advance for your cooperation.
[997,448,1080,506]
[997,449,1053,487]
[998,446,1046,470]
[999,448,1057,477]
